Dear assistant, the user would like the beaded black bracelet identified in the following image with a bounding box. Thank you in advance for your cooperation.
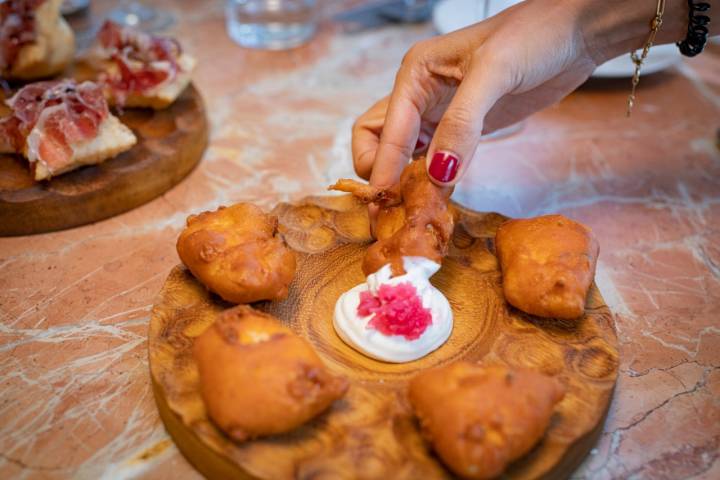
[677,0,712,57]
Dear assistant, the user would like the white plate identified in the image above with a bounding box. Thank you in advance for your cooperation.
[432,0,520,34]
[432,0,682,78]
[592,44,681,78]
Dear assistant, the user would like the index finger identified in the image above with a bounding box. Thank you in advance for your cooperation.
[352,97,389,180]
[368,84,422,188]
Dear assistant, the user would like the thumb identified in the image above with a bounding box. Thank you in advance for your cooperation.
[426,56,510,187]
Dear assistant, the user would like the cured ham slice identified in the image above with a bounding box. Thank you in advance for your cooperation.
[0,79,136,180]
[96,20,181,98]
[85,21,196,109]
[0,0,45,73]
[8,80,107,132]
[0,0,74,80]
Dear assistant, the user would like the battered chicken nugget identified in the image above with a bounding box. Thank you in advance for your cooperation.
[193,305,349,442]
[495,214,599,319]
[329,157,454,276]
[176,203,296,304]
[408,362,565,480]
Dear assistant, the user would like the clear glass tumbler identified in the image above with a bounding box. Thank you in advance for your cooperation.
[226,0,318,50]
[107,1,175,31]
[61,0,90,15]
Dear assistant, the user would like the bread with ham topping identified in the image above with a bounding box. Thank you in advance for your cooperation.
[1,0,75,80]
[28,114,136,180]
[83,21,196,110]
[0,80,137,181]
[119,53,196,109]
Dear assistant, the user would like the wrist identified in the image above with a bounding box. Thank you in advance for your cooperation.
[576,0,688,64]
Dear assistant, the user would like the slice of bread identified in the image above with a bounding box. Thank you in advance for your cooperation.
[26,114,137,181]
[115,54,197,110]
[8,0,75,80]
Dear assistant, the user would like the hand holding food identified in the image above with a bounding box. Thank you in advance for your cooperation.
[0,0,74,80]
[13,0,680,474]
[176,203,296,304]
[351,0,702,191]
[330,156,454,276]
[495,214,599,319]
[409,362,566,479]
[193,305,349,442]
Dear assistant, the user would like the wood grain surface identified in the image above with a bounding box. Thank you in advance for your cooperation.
[149,195,619,480]
[0,84,208,236]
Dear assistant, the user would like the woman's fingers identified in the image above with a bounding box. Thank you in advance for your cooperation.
[352,97,389,180]
[426,52,511,187]
[352,98,434,181]
[368,74,423,189]
[414,128,431,154]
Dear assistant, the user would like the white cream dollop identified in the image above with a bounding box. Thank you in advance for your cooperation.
[333,257,453,363]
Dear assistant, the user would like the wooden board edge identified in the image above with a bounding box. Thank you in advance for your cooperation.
[148,265,619,480]
[151,376,255,480]
[147,201,620,479]
[152,367,617,480]
[0,86,209,236]
[539,385,616,479]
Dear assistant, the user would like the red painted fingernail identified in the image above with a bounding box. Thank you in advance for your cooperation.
[428,151,460,183]
[414,138,427,152]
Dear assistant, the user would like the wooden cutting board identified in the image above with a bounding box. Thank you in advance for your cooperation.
[149,195,619,480]
[0,84,207,236]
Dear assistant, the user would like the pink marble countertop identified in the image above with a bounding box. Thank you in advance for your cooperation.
[1,1,719,479]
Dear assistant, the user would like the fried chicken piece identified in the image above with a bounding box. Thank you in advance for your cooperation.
[193,305,349,442]
[329,157,454,276]
[409,362,565,480]
[176,203,296,304]
[328,178,401,205]
[495,214,599,319]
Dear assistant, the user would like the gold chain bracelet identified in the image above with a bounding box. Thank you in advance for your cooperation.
[627,0,666,116]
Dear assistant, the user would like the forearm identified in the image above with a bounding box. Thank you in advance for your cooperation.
[576,0,719,63]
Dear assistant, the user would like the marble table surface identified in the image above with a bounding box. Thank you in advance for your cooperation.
[1,1,719,479]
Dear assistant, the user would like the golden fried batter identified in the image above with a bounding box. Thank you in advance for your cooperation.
[176,203,296,304]
[409,362,565,480]
[193,305,349,442]
[329,157,454,276]
[329,178,401,204]
[495,214,599,319]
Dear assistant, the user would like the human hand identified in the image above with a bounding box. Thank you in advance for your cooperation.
[352,0,688,191]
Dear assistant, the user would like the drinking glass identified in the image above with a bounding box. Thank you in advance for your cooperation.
[107,1,175,32]
[61,0,90,15]
[379,0,434,23]
[225,0,318,50]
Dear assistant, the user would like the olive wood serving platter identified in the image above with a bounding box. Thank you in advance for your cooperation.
[149,194,618,480]
[0,84,207,236]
